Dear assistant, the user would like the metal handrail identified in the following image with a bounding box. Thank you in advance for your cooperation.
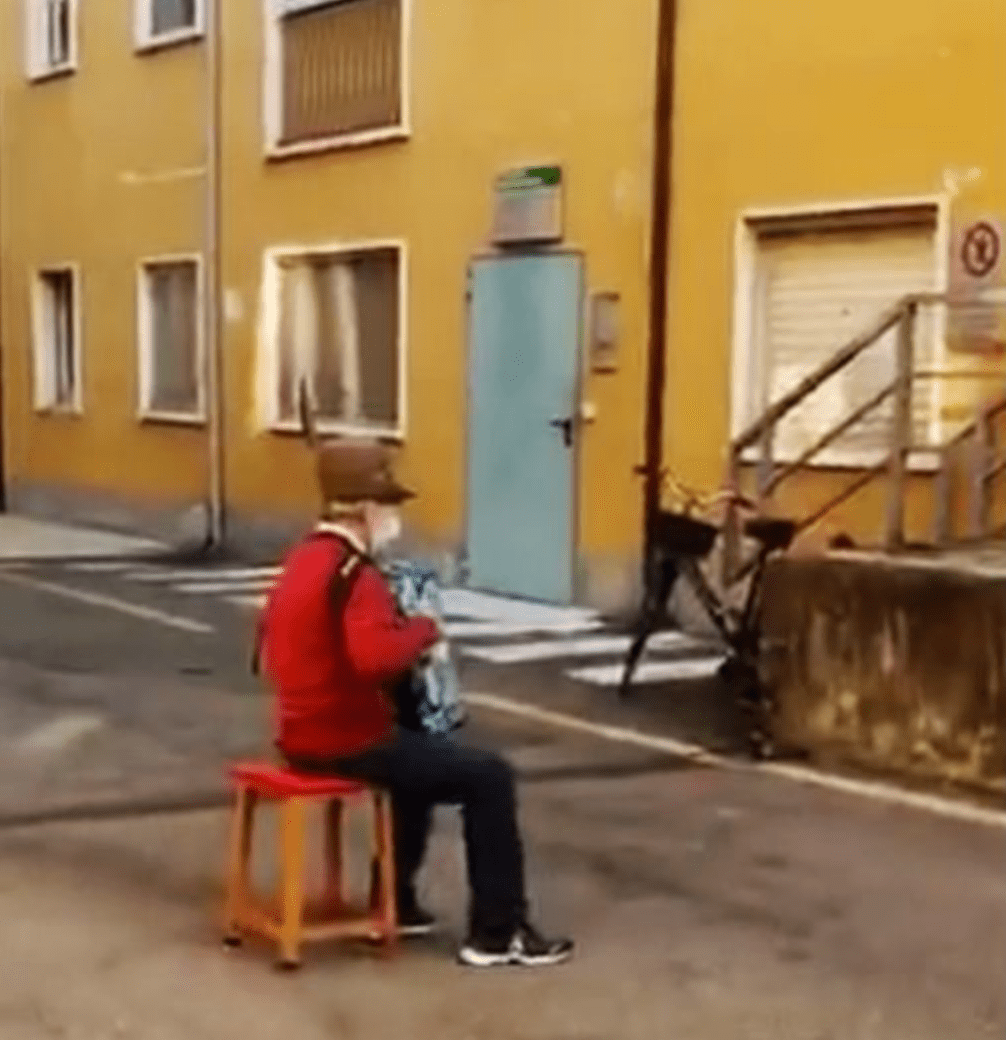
[761,382,897,497]
[722,291,1006,582]
[733,302,906,452]
[732,290,998,454]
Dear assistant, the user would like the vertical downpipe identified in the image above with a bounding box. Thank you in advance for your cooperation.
[641,0,680,561]
[203,0,226,547]
[0,88,6,513]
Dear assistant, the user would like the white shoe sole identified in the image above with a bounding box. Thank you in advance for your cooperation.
[399,921,438,938]
[457,945,573,968]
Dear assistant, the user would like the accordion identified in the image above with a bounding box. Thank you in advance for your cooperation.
[383,560,466,737]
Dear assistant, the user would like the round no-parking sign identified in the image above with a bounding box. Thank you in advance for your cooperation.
[961,221,1001,280]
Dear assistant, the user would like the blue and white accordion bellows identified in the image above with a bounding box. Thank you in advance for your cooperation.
[384,560,466,736]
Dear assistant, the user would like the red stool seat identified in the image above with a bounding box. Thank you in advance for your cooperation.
[228,762,366,800]
[222,759,397,968]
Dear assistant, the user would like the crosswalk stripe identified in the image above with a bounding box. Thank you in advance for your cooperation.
[462,631,706,665]
[174,580,276,595]
[441,589,598,627]
[14,714,105,754]
[0,572,215,634]
[227,594,268,610]
[443,619,603,640]
[568,657,726,686]
[128,566,281,584]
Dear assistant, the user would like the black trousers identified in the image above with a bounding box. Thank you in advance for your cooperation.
[288,728,528,940]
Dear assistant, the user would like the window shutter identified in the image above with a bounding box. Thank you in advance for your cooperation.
[756,225,937,463]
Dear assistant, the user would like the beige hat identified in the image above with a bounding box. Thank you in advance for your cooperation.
[299,381,414,506]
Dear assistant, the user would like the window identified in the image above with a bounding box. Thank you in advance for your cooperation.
[32,267,81,412]
[266,0,407,153]
[268,244,403,435]
[138,258,203,420]
[735,204,942,466]
[25,0,77,79]
[136,0,204,49]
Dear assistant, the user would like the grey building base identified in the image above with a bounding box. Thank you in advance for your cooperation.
[7,480,663,616]
[7,481,211,555]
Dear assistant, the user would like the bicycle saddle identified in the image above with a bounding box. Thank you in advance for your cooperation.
[744,517,797,552]
[653,510,719,559]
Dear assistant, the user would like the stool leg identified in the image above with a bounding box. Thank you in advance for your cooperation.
[223,787,256,947]
[372,792,398,953]
[321,798,345,915]
[276,797,308,970]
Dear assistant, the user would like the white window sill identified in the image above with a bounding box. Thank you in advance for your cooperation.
[139,410,206,427]
[270,419,404,443]
[27,62,78,84]
[266,124,409,162]
[135,27,204,54]
[34,403,83,417]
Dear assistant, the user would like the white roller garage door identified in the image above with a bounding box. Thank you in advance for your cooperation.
[752,216,938,464]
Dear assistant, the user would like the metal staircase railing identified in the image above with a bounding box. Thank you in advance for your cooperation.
[721,292,1006,583]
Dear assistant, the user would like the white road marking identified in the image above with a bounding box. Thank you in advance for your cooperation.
[444,619,604,640]
[127,566,281,584]
[0,572,215,634]
[227,594,268,610]
[465,691,717,763]
[174,579,276,595]
[442,589,598,627]
[15,714,105,754]
[463,692,1006,830]
[568,657,726,686]
[65,562,136,573]
[463,631,707,665]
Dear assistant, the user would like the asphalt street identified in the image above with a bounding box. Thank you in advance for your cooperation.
[0,556,1001,1038]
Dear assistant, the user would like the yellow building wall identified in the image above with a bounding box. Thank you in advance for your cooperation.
[4,0,1003,579]
[219,0,658,572]
[0,4,208,512]
[666,0,1006,548]
[2,0,658,582]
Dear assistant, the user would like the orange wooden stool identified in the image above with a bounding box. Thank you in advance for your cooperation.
[222,761,397,970]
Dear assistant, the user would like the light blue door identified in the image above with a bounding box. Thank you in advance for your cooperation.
[466,253,583,604]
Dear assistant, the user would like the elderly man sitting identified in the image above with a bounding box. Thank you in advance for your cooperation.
[257,405,572,968]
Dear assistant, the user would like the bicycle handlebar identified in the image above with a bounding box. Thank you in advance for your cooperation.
[645,469,756,517]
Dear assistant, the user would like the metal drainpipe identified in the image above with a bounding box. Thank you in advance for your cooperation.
[203,0,225,548]
[641,0,680,558]
[0,96,6,513]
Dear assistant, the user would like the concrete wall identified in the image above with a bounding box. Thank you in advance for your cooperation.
[761,554,1006,795]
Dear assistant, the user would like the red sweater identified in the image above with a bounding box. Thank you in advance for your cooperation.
[261,532,439,760]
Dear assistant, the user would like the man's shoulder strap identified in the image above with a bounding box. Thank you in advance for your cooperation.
[328,536,369,611]
[251,532,371,676]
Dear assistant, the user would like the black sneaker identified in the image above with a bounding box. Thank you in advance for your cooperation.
[397,903,439,937]
[458,924,574,967]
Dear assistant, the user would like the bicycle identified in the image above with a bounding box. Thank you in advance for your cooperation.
[618,472,797,761]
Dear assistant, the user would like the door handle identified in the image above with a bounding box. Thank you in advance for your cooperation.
[549,416,575,447]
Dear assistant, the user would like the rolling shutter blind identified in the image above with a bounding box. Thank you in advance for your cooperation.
[755,222,937,463]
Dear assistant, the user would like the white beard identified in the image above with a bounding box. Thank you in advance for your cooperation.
[370,511,403,551]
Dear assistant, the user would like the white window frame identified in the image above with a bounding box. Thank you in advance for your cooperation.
[134,0,205,53]
[31,264,83,415]
[136,254,206,425]
[730,194,951,471]
[24,0,79,82]
[257,238,408,439]
[262,0,412,159]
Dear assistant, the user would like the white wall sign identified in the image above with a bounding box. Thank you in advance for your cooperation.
[948,216,1005,352]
